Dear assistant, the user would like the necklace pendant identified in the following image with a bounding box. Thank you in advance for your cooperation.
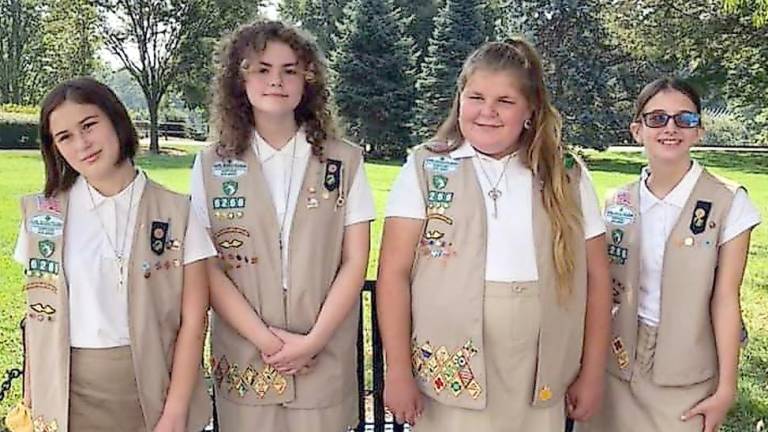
[488,188,501,219]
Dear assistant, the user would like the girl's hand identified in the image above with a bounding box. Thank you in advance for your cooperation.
[384,369,424,425]
[681,389,735,432]
[566,369,604,421]
[261,327,321,374]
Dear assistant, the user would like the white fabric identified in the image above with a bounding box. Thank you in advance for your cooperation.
[14,171,217,348]
[385,141,606,282]
[637,160,762,326]
[189,129,376,288]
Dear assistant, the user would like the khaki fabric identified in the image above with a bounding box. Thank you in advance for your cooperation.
[577,323,715,432]
[605,170,739,386]
[409,145,587,410]
[216,394,358,432]
[414,281,566,432]
[21,180,211,432]
[69,347,145,432]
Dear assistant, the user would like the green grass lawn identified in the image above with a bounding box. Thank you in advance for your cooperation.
[0,147,766,430]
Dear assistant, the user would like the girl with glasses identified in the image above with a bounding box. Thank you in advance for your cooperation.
[578,78,761,432]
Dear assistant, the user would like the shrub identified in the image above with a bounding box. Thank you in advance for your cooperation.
[0,112,39,150]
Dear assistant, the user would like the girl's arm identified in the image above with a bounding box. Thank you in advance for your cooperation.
[376,217,424,425]
[682,228,753,432]
[155,259,209,430]
[265,221,370,373]
[567,233,612,421]
[207,259,284,355]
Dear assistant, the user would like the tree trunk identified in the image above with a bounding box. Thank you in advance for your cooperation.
[148,97,160,154]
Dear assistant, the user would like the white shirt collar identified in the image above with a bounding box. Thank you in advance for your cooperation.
[449,140,518,164]
[639,160,703,212]
[251,128,310,163]
[77,169,147,210]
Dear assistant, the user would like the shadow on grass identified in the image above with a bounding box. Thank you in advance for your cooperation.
[692,152,768,176]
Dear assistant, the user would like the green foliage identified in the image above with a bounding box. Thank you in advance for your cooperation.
[413,0,487,141]
[0,104,37,115]
[724,0,768,26]
[700,110,753,147]
[332,0,418,159]
[0,112,38,149]
[0,0,44,105]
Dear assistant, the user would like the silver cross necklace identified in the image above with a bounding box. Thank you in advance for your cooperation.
[474,149,513,218]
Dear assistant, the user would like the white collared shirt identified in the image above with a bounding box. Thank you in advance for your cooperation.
[385,141,606,282]
[637,160,761,326]
[14,171,217,348]
[190,129,376,288]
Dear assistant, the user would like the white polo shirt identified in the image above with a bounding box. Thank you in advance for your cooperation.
[637,160,761,326]
[14,170,217,348]
[385,141,606,282]
[189,129,376,287]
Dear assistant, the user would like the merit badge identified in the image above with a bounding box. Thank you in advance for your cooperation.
[611,229,624,245]
[607,244,628,265]
[324,159,342,192]
[690,200,712,235]
[427,213,454,225]
[423,156,459,174]
[212,159,247,179]
[150,221,169,256]
[538,386,553,402]
[28,214,64,238]
[604,204,635,226]
[615,190,631,206]
[611,337,630,369]
[38,240,55,258]
[432,175,448,190]
[222,181,239,196]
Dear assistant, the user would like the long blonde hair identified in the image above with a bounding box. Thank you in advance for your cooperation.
[433,38,583,300]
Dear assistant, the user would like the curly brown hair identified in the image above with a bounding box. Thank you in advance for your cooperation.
[211,19,337,158]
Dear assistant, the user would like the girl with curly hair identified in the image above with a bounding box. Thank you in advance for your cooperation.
[189,19,375,432]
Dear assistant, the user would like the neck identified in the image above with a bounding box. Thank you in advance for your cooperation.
[476,142,519,160]
[646,156,692,199]
[254,113,298,150]
[87,161,137,197]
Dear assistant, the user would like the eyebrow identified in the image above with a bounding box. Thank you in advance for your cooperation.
[258,61,299,68]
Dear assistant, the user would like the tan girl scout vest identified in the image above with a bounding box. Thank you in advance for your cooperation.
[200,140,363,409]
[408,145,588,410]
[21,179,212,432]
[605,169,740,386]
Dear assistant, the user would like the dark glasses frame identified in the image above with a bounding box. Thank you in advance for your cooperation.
[640,110,702,129]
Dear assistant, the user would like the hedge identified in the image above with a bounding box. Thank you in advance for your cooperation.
[0,112,39,150]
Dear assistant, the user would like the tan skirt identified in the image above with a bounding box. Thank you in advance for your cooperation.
[577,323,716,432]
[216,393,358,432]
[69,346,146,432]
[414,281,565,432]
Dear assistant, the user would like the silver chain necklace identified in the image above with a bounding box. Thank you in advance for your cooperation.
[86,171,137,290]
[474,149,513,218]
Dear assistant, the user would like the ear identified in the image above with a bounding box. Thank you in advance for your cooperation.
[629,121,642,144]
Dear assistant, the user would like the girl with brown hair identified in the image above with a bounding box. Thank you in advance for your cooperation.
[376,39,612,431]
[189,20,375,431]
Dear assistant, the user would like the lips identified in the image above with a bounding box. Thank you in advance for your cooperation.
[81,149,102,164]
[263,93,289,98]
[659,138,681,146]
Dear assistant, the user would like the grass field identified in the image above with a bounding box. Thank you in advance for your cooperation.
[0,147,766,431]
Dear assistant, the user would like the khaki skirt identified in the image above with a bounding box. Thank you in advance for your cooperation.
[69,346,146,432]
[414,281,565,432]
[577,323,716,432]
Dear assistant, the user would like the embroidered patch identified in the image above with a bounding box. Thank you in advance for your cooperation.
[37,240,55,258]
[611,337,630,369]
[222,181,239,196]
[607,244,628,265]
[212,159,247,179]
[604,204,635,226]
[412,339,482,400]
[150,221,169,256]
[33,416,58,432]
[213,211,245,220]
[682,236,695,247]
[214,227,250,239]
[29,303,56,321]
[419,235,456,259]
[213,196,246,210]
[423,156,459,174]
[427,190,454,214]
[166,238,182,251]
[611,229,624,245]
[615,190,631,206]
[215,356,288,399]
[307,197,319,209]
[24,281,57,293]
[427,213,454,225]
[36,196,61,214]
[142,261,151,278]
[538,386,553,402]
[690,200,712,235]
[28,258,59,275]
[563,152,575,169]
[432,175,448,190]
[28,214,64,238]
[324,159,342,192]
[218,238,244,249]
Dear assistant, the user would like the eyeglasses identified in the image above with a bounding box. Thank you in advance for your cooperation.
[640,110,701,128]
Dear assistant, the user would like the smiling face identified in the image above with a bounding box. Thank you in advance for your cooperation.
[630,89,704,164]
[242,40,306,121]
[48,101,123,183]
[458,68,532,156]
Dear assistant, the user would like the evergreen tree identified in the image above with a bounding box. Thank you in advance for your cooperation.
[393,0,440,64]
[413,0,486,141]
[279,0,344,54]
[332,0,417,159]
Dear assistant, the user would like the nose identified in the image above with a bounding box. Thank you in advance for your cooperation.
[73,130,94,152]
[479,101,498,118]
[269,70,283,88]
